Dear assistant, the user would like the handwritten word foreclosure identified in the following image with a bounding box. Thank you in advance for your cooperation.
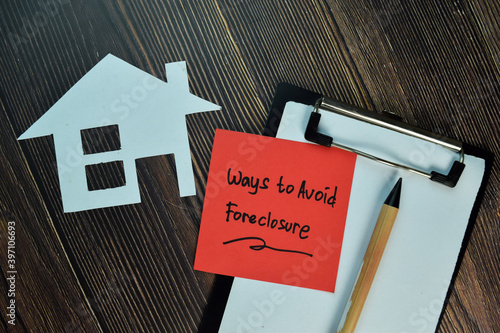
[225,201,310,239]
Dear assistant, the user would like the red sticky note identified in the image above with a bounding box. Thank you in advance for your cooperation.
[194,130,356,292]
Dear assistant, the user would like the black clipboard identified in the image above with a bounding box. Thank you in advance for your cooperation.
[198,83,492,332]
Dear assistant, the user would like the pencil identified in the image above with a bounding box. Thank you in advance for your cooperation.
[337,178,402,333]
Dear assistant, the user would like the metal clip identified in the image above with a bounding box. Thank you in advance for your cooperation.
[305,97,465,187]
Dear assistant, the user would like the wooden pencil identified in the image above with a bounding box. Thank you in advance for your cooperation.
[337,178,402,333]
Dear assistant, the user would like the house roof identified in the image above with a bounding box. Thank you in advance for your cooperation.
[18,54,220,140]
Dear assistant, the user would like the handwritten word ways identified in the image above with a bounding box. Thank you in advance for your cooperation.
[227,168,269,195]
[225,202,310,239]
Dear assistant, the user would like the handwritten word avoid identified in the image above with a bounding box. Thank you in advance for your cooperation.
[277,176,337,207]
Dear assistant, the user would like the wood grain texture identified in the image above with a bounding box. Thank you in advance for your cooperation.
[0,101,101,332]
[0,0,498,332]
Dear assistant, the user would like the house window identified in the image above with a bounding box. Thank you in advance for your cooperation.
[81,125,121,155]
[85,160,126,191]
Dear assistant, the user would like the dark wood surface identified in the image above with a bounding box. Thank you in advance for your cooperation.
[0,1,498,332]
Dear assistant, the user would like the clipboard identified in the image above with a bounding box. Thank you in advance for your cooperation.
[198,83,492,333]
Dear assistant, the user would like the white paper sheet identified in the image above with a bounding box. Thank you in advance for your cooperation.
[219,102,485,333]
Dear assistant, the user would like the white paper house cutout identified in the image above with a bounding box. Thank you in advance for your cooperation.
[18,54,220,212]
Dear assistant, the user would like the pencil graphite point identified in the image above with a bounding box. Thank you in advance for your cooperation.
[384,177,402,208]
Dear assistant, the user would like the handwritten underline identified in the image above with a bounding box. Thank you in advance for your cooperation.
[223,236,313,257]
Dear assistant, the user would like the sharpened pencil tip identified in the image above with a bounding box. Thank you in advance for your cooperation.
[384,178,402,208]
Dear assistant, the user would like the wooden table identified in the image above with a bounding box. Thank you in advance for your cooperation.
[0,1,498,332]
